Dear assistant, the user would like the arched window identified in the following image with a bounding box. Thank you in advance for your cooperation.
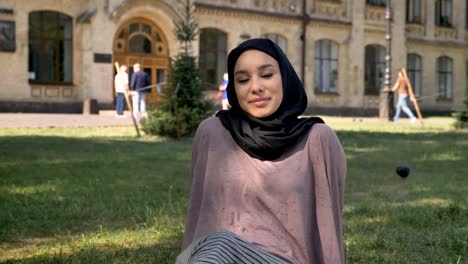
[261,33,287,53]
[407,54,422,97]
[199,28,227,90]
[314,40,338,93]
[437,56,453,99]
[28,11,72,83]
[364,45,385,95]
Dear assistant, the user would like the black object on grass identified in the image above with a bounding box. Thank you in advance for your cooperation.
[396,165,410,178]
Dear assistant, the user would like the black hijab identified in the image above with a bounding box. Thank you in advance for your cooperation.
[216,38,324,161]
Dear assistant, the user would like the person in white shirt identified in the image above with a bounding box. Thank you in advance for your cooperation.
[114,65,129,116]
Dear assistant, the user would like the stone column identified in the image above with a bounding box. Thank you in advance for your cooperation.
[348,0,365,110]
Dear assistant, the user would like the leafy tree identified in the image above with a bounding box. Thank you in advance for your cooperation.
[142,0,213,138]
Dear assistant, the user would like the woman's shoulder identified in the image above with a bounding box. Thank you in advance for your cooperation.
[195,116,223,136]
[306,123,340,145]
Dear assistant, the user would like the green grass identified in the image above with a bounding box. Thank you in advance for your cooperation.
[0,117,467,263]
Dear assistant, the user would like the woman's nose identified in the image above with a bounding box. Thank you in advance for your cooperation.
[251,77,264,93]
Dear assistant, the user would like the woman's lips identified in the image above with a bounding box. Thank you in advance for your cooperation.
[249,97,270,107]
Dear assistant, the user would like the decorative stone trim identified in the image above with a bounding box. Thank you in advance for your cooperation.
[45,87,60,97]
[406,23,425,38]
[195,2,302,24]
[311,1,347,20]
[365,6,386,24]
[31,87,42,97]
[62,87,73,97]
[435,26,456,40]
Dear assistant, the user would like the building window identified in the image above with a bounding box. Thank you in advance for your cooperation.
[314,40,338,93]
[28,11,73,83]
[199,28,227,90]
[261,33,287,53]
[367,0,386,7]
[407,0,422,23]
[435,0,452,27]
[407,54,422,97]
[364,45,385,95]
[129,35,152,54]
[437,56,453,99]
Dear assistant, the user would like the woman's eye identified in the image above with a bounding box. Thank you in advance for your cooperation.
[237,79,249,83]
[262,73,273,78]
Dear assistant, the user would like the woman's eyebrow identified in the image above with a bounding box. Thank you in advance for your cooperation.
[234,64,275,75]
[258,64,274,71]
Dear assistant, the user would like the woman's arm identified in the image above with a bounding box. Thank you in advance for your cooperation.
[310,124,347,264]
[181,120,211,249]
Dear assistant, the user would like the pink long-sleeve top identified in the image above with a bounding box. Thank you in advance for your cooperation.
[182,117,346,264]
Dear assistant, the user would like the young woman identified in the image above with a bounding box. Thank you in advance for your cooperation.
[178,38,347,264]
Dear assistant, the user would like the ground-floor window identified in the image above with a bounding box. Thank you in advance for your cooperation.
[199,28,227,90]
[28,11,72,83]
[407,53,422,96]
[314,39,338,93]
[437,56,453,99]
[364,44,385,95]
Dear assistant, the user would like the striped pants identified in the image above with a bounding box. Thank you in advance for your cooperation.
[176,231,289,264]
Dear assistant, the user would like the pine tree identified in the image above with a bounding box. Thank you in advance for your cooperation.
[142,0,213,138]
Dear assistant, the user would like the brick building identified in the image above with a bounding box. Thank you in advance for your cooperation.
[0,0,467,115]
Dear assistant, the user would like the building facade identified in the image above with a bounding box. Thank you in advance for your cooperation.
[0,0,467,115]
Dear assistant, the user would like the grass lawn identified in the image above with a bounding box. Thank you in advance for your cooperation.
[0,117,466,263]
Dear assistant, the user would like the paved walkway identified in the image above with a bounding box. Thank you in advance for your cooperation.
[0,111,134,128]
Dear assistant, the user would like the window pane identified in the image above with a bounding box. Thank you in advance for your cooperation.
[314,42,321,59]
[199,29,227,90]
[447,74,452,97]
[59,14,72,39]
[129,35,151,54]
[28,40,40,80]
[142,24,151,35]
[314,59,320,90]
[63,40,72,82]
[43,12,58,38]
[29,12,41,38]
[331,43,338,59]
[129,23,139,34]
[330,61,338,92]
[44,40,58,81]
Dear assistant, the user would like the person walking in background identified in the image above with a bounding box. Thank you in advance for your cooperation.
[177,38,346,264]
[114,65,129,117]
[391,70,417,123]
[218,73,230,110]
[130,63,150,119]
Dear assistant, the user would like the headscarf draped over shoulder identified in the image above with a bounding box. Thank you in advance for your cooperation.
[216,38,324,160]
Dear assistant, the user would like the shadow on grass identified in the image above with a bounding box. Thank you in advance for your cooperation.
[0,136,192,243]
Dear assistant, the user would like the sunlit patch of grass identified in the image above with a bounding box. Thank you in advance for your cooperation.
[5,183,57,195]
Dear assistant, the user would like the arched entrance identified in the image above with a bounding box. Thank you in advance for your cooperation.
[113,18,170,106]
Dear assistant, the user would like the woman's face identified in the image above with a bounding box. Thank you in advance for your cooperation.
[233,50,283,118]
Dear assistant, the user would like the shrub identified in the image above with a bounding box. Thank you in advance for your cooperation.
[452,99,468,129]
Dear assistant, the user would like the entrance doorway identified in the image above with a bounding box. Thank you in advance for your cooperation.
[113,18,170,106]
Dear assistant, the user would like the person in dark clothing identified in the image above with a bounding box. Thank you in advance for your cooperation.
[130,63,150,119]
